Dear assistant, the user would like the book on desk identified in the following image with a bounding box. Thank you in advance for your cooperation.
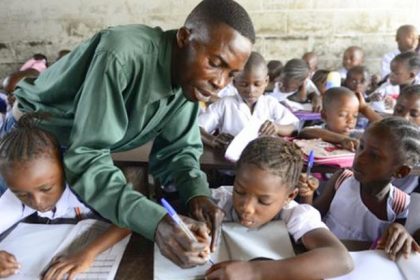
[154,220,295,280]
[0,219,130,280]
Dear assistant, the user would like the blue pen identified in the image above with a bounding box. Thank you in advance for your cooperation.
[306,150,315,178]
[160,198,215,265]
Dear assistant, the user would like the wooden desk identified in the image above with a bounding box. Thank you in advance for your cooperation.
[115,234,370,279]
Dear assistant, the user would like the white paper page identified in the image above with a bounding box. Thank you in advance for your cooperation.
[154,221,295,280]
[396,252,420,280]
[0,223,73,280]
[52,219,130,280]
[406,193,420,235]
[327,250,403,280]
[222,221,295,261]
[224,118,264,162]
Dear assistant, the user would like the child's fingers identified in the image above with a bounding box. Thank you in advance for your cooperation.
[0,267,19,277]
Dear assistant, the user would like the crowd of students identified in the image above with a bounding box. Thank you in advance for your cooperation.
[0,1,420,279]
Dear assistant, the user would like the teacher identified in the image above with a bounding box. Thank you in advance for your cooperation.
[9,0,254,268]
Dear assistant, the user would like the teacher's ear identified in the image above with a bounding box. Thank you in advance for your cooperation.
[394,165,412,179]
[176,27,192,48]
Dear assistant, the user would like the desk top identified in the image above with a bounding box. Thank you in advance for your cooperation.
[115,234,371,279]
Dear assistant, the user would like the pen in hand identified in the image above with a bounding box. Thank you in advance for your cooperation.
[160,198,215,265]
[306,150,315,178]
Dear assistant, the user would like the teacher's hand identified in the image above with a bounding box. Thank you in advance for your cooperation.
[155,215,210,268]
[188,196,225,252]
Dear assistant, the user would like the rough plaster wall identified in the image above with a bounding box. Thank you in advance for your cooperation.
[0,0,419,78]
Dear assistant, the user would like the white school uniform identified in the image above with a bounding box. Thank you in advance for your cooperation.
[199,94,299,136]
[324,170,410,241]
[381,49,400,79]
[0,185,93,235]
[211,186,328,242]
[217,83,238,98]
[268,79,321,102]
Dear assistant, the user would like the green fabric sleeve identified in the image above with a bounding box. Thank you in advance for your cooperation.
[64,50,166,240]
[149,101,211,207]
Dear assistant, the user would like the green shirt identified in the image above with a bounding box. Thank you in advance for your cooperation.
[14,24,211,240]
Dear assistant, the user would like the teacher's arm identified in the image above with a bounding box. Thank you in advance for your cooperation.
[149,101,225,251]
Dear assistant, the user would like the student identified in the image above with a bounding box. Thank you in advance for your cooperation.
[199,52,299,151]
[311,69,329,96]
[313,117,420,260]
[0,116,131,279]
[299,87,360,151]
[302,51,318,78]
[265,60,283,93]
[344,66,370,130]
[5,0,255,267]
[381,25,419,79]
[205,137,353,280]
[269,58,322,112]
[338,46,364,80]
[358,85,420,194]
[370,51,420,113]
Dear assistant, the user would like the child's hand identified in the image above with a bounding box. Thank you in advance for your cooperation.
[0,251,20,278]
[378,223,420,261]
[42,251,96,280]
[297,173,319,198]
[212,133,234,150]
[205,260,258,280]
[355,91,368,113]
[369,91,383,102]
[338,138,358,152]
[384,96,396,110]
[311,94,322,112]
[259,120,277,136]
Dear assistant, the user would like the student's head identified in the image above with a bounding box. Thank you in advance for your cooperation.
[394,84,420,125]
[312,69,329,95]
[233,52,268,107]
[279,59,309,93]
[344,66,369,94]
[396,25,419,53]
[321,87,359,135]
[342,46,364,71]
[267,60,282,83]
[352,117,420,185]
[233,137,302,228]
[175,0,255,103]
[0,115,64,212]
[389,52,420,86]
[302,52,318,76]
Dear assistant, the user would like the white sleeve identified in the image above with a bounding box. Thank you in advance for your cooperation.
[306,79,320,96]
[281,201,328,242]
[198,100,224,134]
[269,98,299,129]
[0,190,34,234]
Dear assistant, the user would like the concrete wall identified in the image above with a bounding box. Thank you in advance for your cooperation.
[0,0,419,78]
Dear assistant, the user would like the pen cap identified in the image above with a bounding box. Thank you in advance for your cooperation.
[325,71,341,90]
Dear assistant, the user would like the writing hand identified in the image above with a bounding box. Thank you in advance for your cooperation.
[0,251,20,277]
[155,214,210,268]
[189,196,225,252]
[259,120,277,136]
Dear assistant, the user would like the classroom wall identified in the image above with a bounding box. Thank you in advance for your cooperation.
[1,0,420,78]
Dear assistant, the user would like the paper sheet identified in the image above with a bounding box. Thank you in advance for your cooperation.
[224,118,264,162]
[406,193,420,235]
[154,221,295,280]
[327,250,420,280]
[0,220,130,280]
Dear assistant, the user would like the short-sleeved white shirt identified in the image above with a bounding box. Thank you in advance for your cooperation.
[199,94,299,136]
[0,185,93,234]
[211,186,328,242]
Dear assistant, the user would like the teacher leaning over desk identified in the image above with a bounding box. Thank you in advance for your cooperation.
[5,0,254,268]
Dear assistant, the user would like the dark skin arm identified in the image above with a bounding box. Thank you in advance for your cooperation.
[355,91,382,123]
[312,170,343,216]
[205,228,353,280]
[299,128,359,152]
[259,120,296,137]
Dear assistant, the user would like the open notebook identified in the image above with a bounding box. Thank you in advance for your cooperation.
[0,219,130,280]
[327,250,420,280]
[154,220,295,280]
[293,138,355,168]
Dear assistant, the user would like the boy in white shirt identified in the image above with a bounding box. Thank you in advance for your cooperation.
[199,52,298,151]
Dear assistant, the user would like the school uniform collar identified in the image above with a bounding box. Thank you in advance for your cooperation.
[37,184,76,219]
